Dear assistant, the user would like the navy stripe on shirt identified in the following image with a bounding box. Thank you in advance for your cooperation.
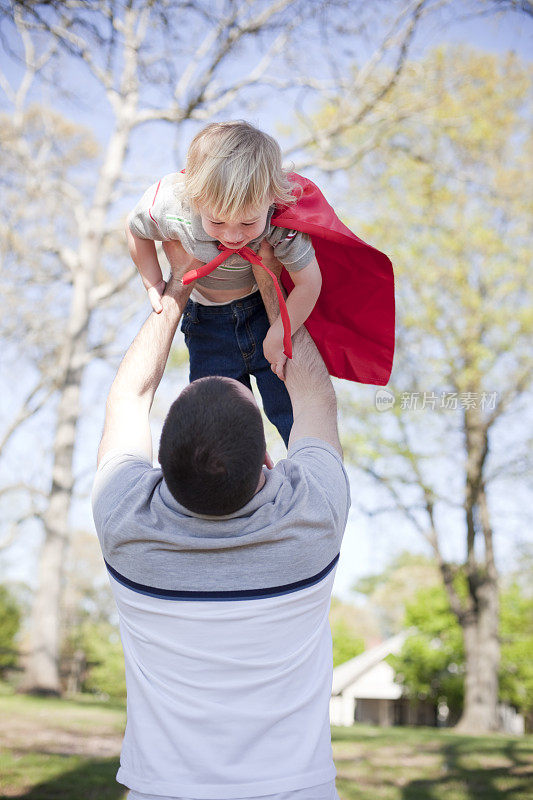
[104,554,340,601]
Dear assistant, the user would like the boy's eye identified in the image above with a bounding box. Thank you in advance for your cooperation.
[207,219,258,226]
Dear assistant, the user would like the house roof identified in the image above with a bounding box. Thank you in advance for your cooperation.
[331,631,409,696]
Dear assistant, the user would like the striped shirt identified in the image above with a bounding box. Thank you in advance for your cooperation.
[127,173,314,295]
[92,438,350,798]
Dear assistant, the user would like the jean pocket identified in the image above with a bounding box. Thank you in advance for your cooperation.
[180,311,196,336]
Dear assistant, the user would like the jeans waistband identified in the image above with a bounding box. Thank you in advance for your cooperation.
[185,290,263,321]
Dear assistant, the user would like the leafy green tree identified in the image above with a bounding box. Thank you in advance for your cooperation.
[64,619,126,700]
[331,619,365,668]
[329,596,380,667]
[0,0,437,698]
[389,584,465,720]
[329,45,532,732]
[354,552,440,637]
[499,580,533,726]
[0,585,21,676]
[389,575,533,725]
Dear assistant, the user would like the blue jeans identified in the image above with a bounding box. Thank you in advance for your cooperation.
[180,291,293,446]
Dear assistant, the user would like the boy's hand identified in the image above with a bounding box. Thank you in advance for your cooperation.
[263,323,287,381]
[147,279,167,314]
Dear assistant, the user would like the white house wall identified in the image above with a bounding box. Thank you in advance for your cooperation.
[330,694,355,726]
[346,661,403,700]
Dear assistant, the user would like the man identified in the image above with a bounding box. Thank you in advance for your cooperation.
[92,240,351,800]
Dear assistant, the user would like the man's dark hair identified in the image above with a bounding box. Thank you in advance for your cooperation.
[158,377,266,515]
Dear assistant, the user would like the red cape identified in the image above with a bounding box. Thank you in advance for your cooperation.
[273,173,395,385]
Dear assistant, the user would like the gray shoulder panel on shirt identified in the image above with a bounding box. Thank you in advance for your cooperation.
[92,439,350,593]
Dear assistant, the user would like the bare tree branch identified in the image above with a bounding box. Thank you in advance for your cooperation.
[284,0,428,160]
[0,379,58,457]
[194,27,293,119]
[486,363,533,427]
[0,510,41,550]
[18,4,115,92]
[0,482,47,500]
[90,263,138,305]
[359,464,429,539]
[176,0,298,117]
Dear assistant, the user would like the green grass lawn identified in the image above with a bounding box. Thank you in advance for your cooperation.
[332,724,533,799]
[0,690,126,800]
[0,690,532,799]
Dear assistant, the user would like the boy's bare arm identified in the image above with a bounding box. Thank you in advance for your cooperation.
[254,242,342,457]
[126,224,166,313]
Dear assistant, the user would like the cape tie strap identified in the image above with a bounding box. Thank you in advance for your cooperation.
[182,245,292,359]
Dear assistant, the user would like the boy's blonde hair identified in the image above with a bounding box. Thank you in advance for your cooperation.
[184,120,297,220]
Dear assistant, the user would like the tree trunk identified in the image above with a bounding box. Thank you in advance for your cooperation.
[453,401,501,734]
[20,116,133,692]
[455,574,500,733]
[21,274,90,693]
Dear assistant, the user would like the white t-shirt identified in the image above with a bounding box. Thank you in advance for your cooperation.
[92,439,350,799]
[129,782,338,800]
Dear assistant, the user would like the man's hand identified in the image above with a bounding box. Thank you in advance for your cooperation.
[255,240,283,291]
[254,243,341,457]
[163,240,203,283]
[255,241,288,379]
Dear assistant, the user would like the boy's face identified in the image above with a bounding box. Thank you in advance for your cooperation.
[198,201,271,250]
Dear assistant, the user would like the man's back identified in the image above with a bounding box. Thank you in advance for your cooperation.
[92,438,349,798]
[93,240,350,799]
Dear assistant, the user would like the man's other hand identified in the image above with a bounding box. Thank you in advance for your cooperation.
[255,241,283,284]
[163,240,203,284]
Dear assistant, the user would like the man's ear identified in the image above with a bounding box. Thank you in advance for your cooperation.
[264,450,274,470]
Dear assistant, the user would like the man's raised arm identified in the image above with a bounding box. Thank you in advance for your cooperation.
[255,242,342,458]
[97,242,200,467]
